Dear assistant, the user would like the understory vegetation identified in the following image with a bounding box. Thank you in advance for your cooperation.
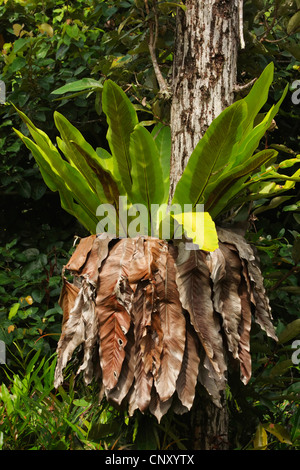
[0,0,299,450]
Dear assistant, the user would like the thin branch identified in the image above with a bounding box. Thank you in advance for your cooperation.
[233,77,257,93]
[262,35,289,43]
[239,0,245,49]
[144,0,171,98]
[269,265,300,292]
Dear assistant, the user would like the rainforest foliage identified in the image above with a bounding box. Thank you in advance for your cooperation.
[0,0,299,450]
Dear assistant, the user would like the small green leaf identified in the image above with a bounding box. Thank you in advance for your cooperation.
[51,78,102,95]
[13,37,28,54]
[31,182,47,201]
[8,303,20,320]
[253,423,268,450]
[18,180,31,199]
[269,359,293,378]
[278,319,300,344]
[263,423,293,445]
[9,57,26,73]
[0,273,11,286]
[287,11,300,35]
[73,398,90,407]
[253,196,294,215]
[31,289,45,303]
[88,422,120,440]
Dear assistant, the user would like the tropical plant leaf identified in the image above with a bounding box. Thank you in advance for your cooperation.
[149,390,173,424]
[172,100,247,208]
[238,259,253,385]
[53,111,122,205]
[151,123,171,199]
[65,235,97,273]
[172,211,219,251]
[13,129,98,233]
[207,149,278,218]
[235,84,288,167]
[197,349,226,407]
[129,281,155,414]
[98,298,131,391]
[58,190,99,234]
[278,319,300,344]
[79,233,114,284]
[207,82,288,217]
[54,112,101,192]
[96,147,120,180]
[242,62,274,138]
[71,140,121,209]
[14,113,101,225]
[130,124,165,209]
[207,241,253,384]
[102,79,138,195]
[212,244,242,361]
[172,67,288,220]
[253,196,294,216]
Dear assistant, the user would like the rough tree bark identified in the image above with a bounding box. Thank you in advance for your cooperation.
[169,0,241,450]
[169,0,240,197]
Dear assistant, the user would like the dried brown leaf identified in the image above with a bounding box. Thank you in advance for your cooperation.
[175,243,226,379]
[217,227,277,341]
[176,321,200,410]
[106,326,135,407]
[155,249,186,402]
[238,262,252,385]
[129,282,156,414]
[217,243,243,360]
[54,280,97,388]
[96,238,135,308]
[80,233,113,284]
[96,239,135,390]
[65,235,96,273]
[148,388,173,423]
[97,299,131,390]
[55,230,270,420]
[76,286,99,385]
[127,237,168,285]
[198,352,226,408]
[58,277,79,327]
[206,247,226,313]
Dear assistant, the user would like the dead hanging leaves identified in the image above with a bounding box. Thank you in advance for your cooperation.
[54,229,277,422]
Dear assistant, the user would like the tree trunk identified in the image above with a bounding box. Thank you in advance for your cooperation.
[169,0,240,196]
[169,0,240,450]
[192,391,229,450]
